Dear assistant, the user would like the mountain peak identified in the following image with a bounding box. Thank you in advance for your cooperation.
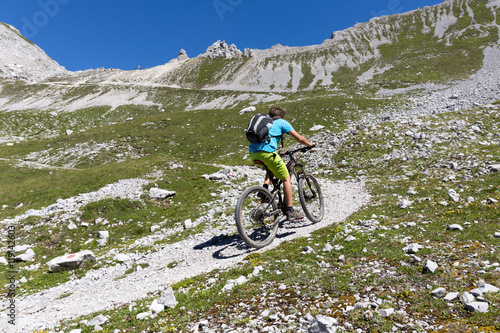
[0,22,66,81]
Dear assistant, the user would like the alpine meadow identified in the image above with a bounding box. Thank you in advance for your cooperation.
[0,0,499,332]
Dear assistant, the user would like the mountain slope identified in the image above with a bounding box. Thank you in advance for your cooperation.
[0,23,66,81]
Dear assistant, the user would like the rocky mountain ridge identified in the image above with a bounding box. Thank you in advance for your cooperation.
[0,23,66,81]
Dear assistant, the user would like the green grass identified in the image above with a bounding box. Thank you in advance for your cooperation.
[1,1,500,330]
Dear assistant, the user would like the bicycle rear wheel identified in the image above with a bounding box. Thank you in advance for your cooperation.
[298,175,324,223]
[235,185,279,249]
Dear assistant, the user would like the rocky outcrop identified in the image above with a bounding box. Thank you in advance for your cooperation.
[201,40,244,59]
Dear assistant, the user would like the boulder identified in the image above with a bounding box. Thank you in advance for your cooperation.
[47,250,96,272]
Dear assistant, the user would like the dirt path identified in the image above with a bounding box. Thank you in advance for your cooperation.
[2,178,370,332]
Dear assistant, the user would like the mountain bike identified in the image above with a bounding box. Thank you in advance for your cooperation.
[235,146,324,249]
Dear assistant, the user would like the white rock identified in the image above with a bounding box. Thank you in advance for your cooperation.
[447,224,463,231]
[379,308,394,318]
[448,189,460,202]
[149,299,165,313]
[465,302,489,313]
[322,243,334,252]
[14,248,36,262]
[310,125,325,131]
[398,199,413,209]
[460,292,475,304]
[477,282,499,293]
[444,292,459,301]
[113,254,131,262]
[136,311,152,319]
[307,315,338,333]
[46,250,96,272]
[149,188,176,199]
[184,219,193,229]
[403,243,423,254]
[238,106,256,115]
[97,230,109,239]
[67,222,78,230]
[432,287,446,297]
[158,287,178,309]
[87,314,108,327]
[424,260,438,273]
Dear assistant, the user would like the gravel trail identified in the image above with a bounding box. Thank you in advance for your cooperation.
[2,178,370,332]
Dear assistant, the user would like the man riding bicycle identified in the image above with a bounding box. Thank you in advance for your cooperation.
[248,107,314,222]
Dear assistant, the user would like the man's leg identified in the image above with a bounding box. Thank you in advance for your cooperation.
[282,175,303,221]
[282,175,293,207]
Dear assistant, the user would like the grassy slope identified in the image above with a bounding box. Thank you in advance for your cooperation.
[0,0,498,331]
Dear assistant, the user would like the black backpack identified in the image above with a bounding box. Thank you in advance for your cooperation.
[246,113,275,143]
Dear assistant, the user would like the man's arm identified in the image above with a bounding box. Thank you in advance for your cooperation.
[288,130,314,147]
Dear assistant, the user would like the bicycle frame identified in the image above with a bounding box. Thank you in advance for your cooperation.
[263,147,311,219]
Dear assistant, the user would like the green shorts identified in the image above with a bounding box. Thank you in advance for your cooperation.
[249,151,289,180]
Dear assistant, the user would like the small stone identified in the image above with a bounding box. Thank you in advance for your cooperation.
[469,288,483,297]
[303,246,315,254]
[465,302,489,313]
[398,199,413,209]
[149,299,165,313]
[184,219,193,229]
[432,287,446,297]
[379,308,394,318]
[322,243,334,252]
[14,249,36,262]
[477,282,499,293]
[345,235,356,242]
[114,254,131,262]
[460,292,475,304]
[447,224,463,231]
[448,189,460,202]
[403,243,423,254]
[149,188,176,199]
[307,315,338,333]
[136,311,151,320]
[158,287,178,309]
[87,314,108,327]
[97,231,109,239]
[423,260,438,273]
[68,222,78,230]
[443,292,459,302]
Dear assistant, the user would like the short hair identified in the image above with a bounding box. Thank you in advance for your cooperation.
[269,107,286,119]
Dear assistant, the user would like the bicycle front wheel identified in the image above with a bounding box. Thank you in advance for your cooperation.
[235,185,279,249]
[298,175,324,223]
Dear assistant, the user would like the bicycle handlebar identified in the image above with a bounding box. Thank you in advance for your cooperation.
[279,145,315,157]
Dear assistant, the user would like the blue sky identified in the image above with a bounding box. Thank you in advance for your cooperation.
[2,0,443,71]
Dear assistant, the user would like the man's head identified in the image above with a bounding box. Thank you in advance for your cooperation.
[269,107,286,119]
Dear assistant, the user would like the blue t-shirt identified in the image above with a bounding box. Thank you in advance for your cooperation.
[248,118,294,153]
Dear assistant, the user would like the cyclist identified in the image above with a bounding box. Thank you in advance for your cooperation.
[249,107,314,221]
